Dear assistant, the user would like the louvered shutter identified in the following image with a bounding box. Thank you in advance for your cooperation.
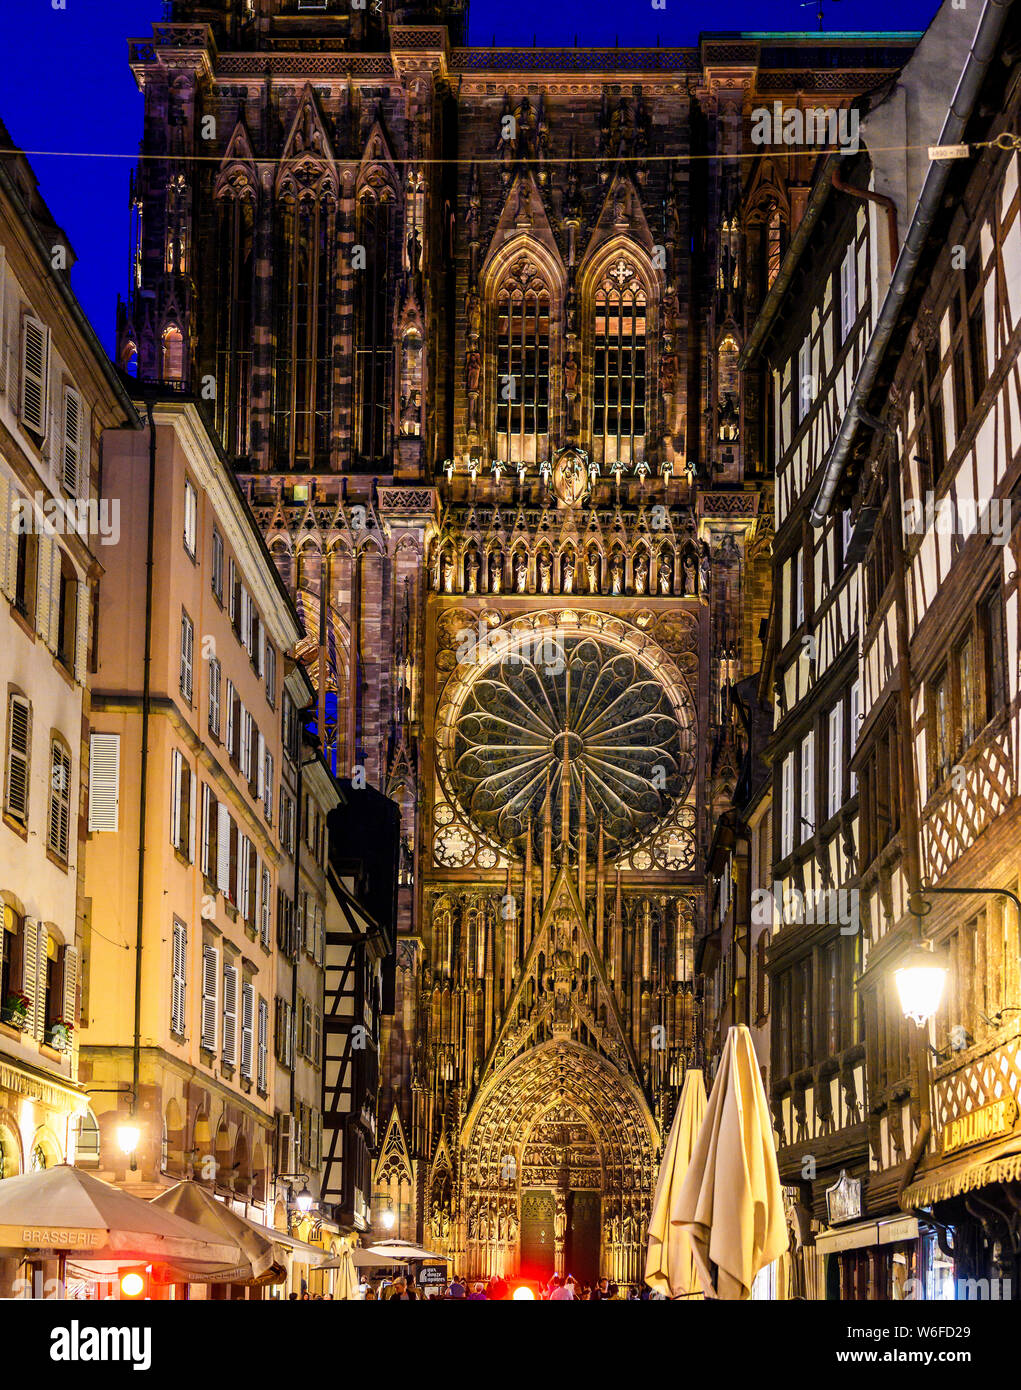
[5,693,30,823]
[180,612,193,701]
[225,679,235,755]
[264,753,273,823]
[62,945,79,1026]
[257,998,268,1092]
[20,315,48,435]
[187,765,197,863]
[35,533,57,648]
[240,979,254,1079]
[74,580,90,684]
[62,386,82,495]
[256,730,265,800]
[0,473,14,599]
[88,731,119,832]
[170,748,182,849]
[208,658,220,735]
[222,960,237,1065]
[200,784,212,878]
[201,943,218,1051]
[217,802,230,891]
[48,742,71,860]
[22,918,42,1039]
[261,867,271,945]
[171,919,186,1035]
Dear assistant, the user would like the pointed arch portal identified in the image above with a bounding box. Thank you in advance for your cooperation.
[460,1039,658,1286]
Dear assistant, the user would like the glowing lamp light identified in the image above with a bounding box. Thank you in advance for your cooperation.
[380,1204,396,1231]
[116,1123,141,1156]
[294,1182,314,1215]
[120,1271,145,1298]
[513,1284,535,1300]
[895,944,949,1028]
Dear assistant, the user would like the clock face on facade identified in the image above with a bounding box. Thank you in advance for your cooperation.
[444,632,695,862]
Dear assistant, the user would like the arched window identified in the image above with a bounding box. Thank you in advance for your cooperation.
[162,326,184,382]
[121,341,138,379]
[495,257,550,464]
[766,205,784,289]
[164,174,189,275]
[214,188,254,457]
[592,258,646,467]
[355,186,395,464]
[274,190,335,468]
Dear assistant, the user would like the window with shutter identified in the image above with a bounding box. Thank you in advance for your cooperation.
[222,958,237,1066]
[200,784,213,879]
[225,679,235,757]
[257,998,268,1092]
[780,753,794,859]
[200,943,218,1051]
[183,478,197,557]
[62,945,79,1027]
[180,610,194,702]
[217,802,230,892]
[800,733,814,843]
[5,692,31,824]
[840,244,857,343]
[828,703,844,820]
[261,866,271,945]
[20,315,49,436]
[239,836,250,919]
[62,386,83,495]
[264,752,273,824]
[22,918,44,1039]
[88,731,119,832]
[208,657,221,736]
[265,643,276,707]
[849,681,861,795]
[211,528,223,603]
[240,978,254,1079]
[35,534,59,650]
[171,919,187,1037]
[74,580,90,684]
[228,557,237,626]
[47,741,72,862]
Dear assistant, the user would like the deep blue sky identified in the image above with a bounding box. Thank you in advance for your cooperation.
[2,0,938,356]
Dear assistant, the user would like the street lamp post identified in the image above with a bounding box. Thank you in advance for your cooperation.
[895,886,1021,1029]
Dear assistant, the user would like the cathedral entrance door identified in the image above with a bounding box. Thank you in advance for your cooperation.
[565,1190,601,1286]
[519,1190,555,1281]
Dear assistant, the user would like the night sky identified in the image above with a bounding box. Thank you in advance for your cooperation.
[2,0,939,355]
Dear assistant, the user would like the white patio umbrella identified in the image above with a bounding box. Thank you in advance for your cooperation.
[320,1247,401,1269]
[0,1165,240,1295]
[367,1239,446,1261]
[332,1246,359,1299]
[148,1180,286,1285]
[673,1026,789,1300]
[645,1067,708,1299]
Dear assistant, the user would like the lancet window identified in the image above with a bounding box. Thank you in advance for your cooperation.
[494,257,550,464]
[592,258,646,467]
[274,191,335,469]
[356,186,395,465]
[214,186,255,457]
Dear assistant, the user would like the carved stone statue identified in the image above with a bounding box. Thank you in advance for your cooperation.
[489,551,503,594]
[538,551,552,594]
[563,354,578,396]
[586,552,600,594]
[442,551,455,594]
[658,551,673,595]
[699,539,712,594]
[634,552,649,596]
[465,550,479,595]
[610,552,624,595]
[514,551,528,594]
[561,554,575,593]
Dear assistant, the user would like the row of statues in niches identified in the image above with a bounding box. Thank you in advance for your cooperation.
[434,542,711,597]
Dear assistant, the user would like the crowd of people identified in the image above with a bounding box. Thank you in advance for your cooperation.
[362,1273,663,1300]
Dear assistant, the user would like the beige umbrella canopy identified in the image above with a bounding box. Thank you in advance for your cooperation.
[673,1026,789,1300]
[334,1246,359,1300]
[149,1180,286,1285]
[0,1166,239,1275]
[645,1067,708,1299]
[367,1239,446,1261]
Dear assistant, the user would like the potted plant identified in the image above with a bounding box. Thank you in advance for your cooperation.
[1,991,30,1029]
[46,1018,74,1052]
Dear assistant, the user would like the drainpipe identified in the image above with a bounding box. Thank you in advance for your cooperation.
[830,167,899,264]
[132,403,158,1119]
[811,0,1012,526]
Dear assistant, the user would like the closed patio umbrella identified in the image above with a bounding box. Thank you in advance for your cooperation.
[367,1239,445,1261]
[0,1165,239,1295]
[320,1247,400,1269]
[333,1246,358,1300]
[148,1181,285,1285]
[673,1027,788,1300]
[645,1067,708,1299]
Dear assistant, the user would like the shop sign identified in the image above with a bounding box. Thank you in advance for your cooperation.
[825,1169,862,1225]
[941,1096,1018,1156]
[418,1265,446,1286]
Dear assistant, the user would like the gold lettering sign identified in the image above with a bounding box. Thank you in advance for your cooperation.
[942,1097,1019,1156]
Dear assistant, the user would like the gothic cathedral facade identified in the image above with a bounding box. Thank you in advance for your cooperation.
[123,1,915,1283]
